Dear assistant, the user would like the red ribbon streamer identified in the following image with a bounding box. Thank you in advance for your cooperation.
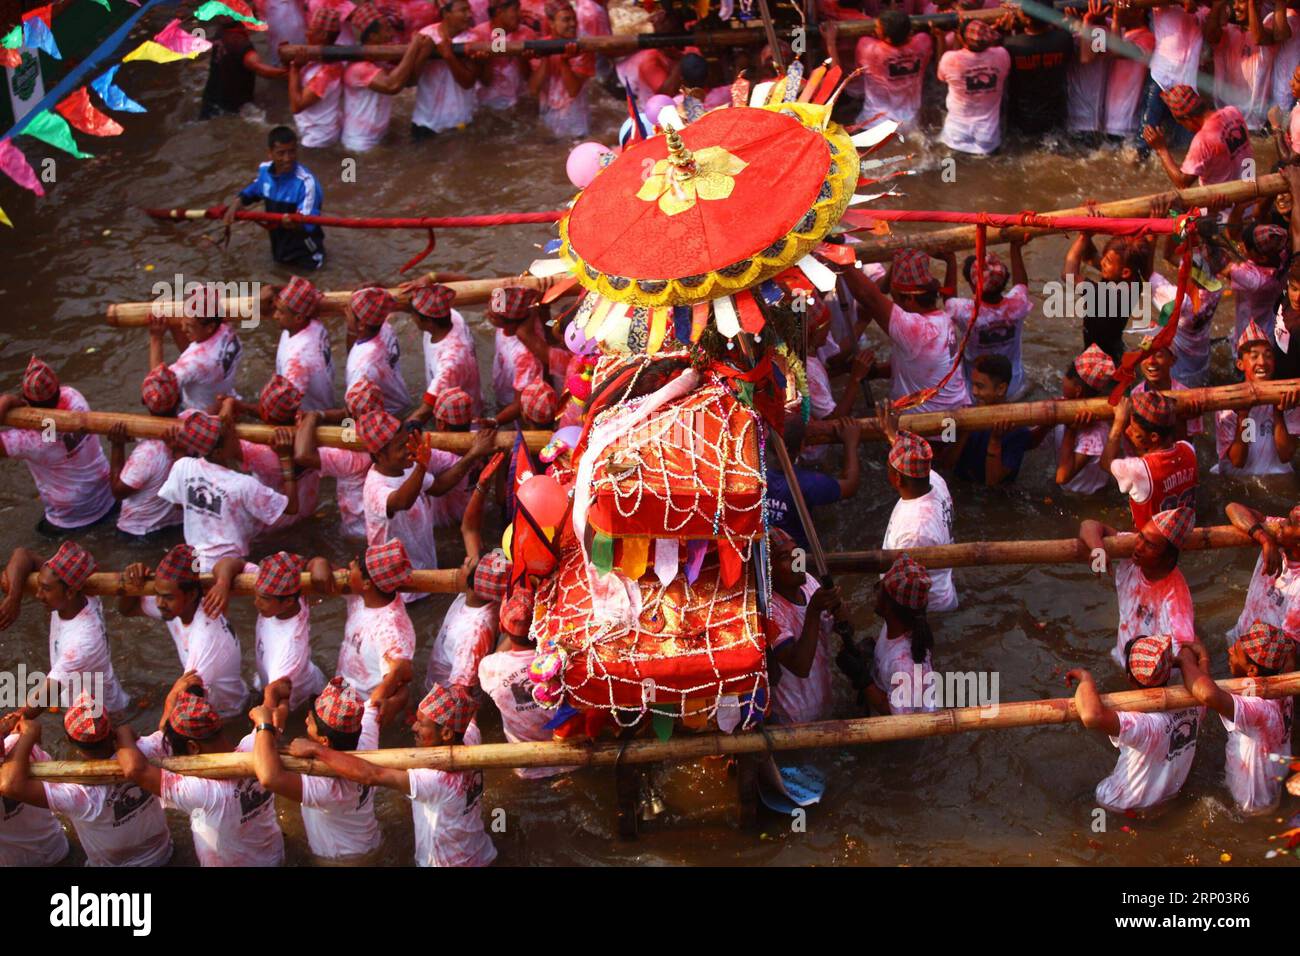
[145,206,566,229]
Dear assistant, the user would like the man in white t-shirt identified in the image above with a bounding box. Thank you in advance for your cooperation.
[947,241,1032,401]
[1079,508,1197,669]
[1215,320,1300,476]
[0,541,132,717]
[0,715,69,866]
[158,410,290,571]
[1205,0,1275,130]
[107,365,183,539]
[1223,500,1300,642]
[1144,84,1254,188]
[287,8,345,148]
[288,681,497,866]
[427,539,508,697]
[294,388,375,539]
[148,313,243,414]
[118,544,250,720]
[273,276,336,412]
[251,679,382,861]
[0,356,116,533]
[840,248,970,413]
[402,280,483,423]
[935,18,1011,155]
[377,0,479,137]
[345,286,409,415]
[359,410,496,600]
[877,411,958,611]
[488,286,546,420]
[325,540,418,726]
[1052,344,1116,496]
[1178,629,1295,815]
[1068,635,1203,816]
[0,693,173,866]
[116,676,284,867]
[765,528,841,725]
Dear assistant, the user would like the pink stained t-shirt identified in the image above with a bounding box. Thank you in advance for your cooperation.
[1225,260,1283,344]
[465,21,537,109]
[1181,106,1254,186]
[478,647,567,779]
[171,323,242,413]
[413,24,477,133]
[0,386,115,529]
[1104,27,1155,136]
[346,324,409,415]
[854,33,933,130]
[341,61,393,152]
[1212,23,1275,129]
[492,328,544,407]
[239,440,321,532]
[425,593,499,692]
[158,456,288,571]
[887,304,970,412]
[118,438,182,536]
[1111,560,1195,669]
[276,319,335,412]
[319,446,370,539]
[0,736,68,866]
[1149,5,1207,90]
[338,594,417,697]
[766,575,834,726]
[296,63,344,149]
[936,46,1011,155]
[1221,692,1294,814]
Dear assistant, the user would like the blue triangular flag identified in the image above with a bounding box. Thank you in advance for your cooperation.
[23,17,60,60]
[91,65,145,113]
[671,305,691,345]
[543,238,562,255]
[758,280,783,306]
[543,702,579,731]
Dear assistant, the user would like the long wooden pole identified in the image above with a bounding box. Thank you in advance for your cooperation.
[105,274,574,327]
[0,407,549,453]
[806,378,1300,443]
[10,568,464,598]
[825,524,1252,573]
[853,174,1285,262]
[29,671,1300,783]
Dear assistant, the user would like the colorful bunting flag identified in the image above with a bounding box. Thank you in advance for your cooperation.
[0,204,11,228]
[0,139,45,196]
[1,25,21,49]
[155,19,213,55]
[122,40,185,64]
[23,15,60,60]
[23,5,53,25]
[91,65,146,113]
[193,0,268,29]
[87,0,111,8]
[0,48,20,68]
[24,111,92,159]
[55,87,124,136]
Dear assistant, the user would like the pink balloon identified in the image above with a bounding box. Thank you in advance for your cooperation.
[517,474,568,527]
[645,95,676,122]
[566,141,614,189]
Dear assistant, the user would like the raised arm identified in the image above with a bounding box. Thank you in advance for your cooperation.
[287,737,409,791]
[250,705,302,802]
[0,718,51,808]
[0,547,39,631]
[1177,642,1234,719]
[1066,668,1122,735]
[114,725,163,797]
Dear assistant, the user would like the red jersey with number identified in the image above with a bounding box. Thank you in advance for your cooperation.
[1130,441,1198,530]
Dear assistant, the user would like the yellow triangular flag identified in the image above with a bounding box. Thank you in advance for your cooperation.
[0,203,11,228]
[122,40,187,64]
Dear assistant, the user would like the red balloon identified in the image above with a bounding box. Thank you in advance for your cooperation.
[516,474,567,527]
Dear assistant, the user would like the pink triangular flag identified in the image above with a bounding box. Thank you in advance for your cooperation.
[0,139,45,197]
[154,19,213,56]
[654,538,679,587]
[55,87,124,136]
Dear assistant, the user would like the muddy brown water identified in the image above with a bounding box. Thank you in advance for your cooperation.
[0,16,1297,866]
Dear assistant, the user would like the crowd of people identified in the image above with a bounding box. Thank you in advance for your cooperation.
[2,0,1300,868]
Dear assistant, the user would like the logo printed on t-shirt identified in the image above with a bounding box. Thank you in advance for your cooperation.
[220,336,241,375]
[464,770,484,815]
[185,478,225,517]
[1166,711,1198,760]
[964,67,1000,92]
[887,55,922,79]
[110,784,154,825]
[236,779,275,822]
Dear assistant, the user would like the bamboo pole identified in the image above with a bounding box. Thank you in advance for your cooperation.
[0,407,549,453]
[28,671,1300,783]
[804,377,1300,443]
[10,568,464,598]
[105,274,574,327]
[825,524,1251,573]
[853,174,1286,263]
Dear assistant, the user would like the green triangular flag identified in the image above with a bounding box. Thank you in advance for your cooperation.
[24,111,92,159]
[88,0,111,8]
[1,25,21,49]
[652,712,674,742]
[193,0,266,26]
[591,532,614,576]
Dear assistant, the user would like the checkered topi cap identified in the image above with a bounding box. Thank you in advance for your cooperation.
[63,690,110,744]
[500,587,535,638]
[259,374,303,424]
[155,544,199,585]
[45,541,95,590]
[1239,621,1292,671]
[890,248,935,293]
[489,285,540,321]
[256,551,304,597]
[1237,318,1270,353]
[1252,224,1288,256]
[417,682,477,732]
[141,364,181,415]
[521,381,558,424]
[882,555,931,611]
[345,377,384,418]
[888,429,932,479]
[357,410,401,454]
[768,527,797,553]
[364,539,412,594]
[1127,634,1173,688]
[276,276,324,317]
[1160,84,1203,120]
[169,690,222,740]
[349,2,386,37]
[350,286,398,327]
[410,284,456,321]
[21,355,59,403]
[314,677,365,734]
[310,5,341,33]
[472,549,511,603]
[1149,506,1195,550]
[1131,389,1177,429]
[1073,344,1116,391]
[175,411,223,457]
[434,387,473,427]
[979,251,1008,288]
